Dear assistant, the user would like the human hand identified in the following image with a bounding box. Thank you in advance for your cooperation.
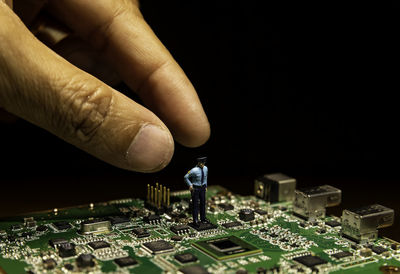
[189,185,193,192]
[0,0,210,172]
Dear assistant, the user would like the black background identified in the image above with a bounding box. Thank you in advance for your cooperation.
[1,2,399,239]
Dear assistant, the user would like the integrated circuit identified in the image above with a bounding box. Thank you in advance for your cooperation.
[332,251,352,259]
[49,238,68,248]
[108,216,131,225]
[370,245,388,254]
[143,240,174,254]
[293,255,327,268]
[88,240,110,250]
[174,252,198,264]
[131,228,150,238]
[193,236,261,260]
[170,224,190,234]
[218,203,234,211]
[52,221,71,231]
[221,221,242,229]
[114,257,138,267]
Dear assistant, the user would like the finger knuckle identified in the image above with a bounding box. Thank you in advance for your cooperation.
[57,78,113,144]
[87,0,141,53]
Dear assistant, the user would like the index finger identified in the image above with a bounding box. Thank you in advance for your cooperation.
[48,0,210,147]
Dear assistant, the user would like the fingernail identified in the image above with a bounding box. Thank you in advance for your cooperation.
[126,124,174,172]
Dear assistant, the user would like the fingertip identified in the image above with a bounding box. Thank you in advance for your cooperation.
[125,123,174,172]
[175,119,211,148]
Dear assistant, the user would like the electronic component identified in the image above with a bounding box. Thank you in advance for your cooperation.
[325,220,341,227]
[193,236,261,260]
[239,209,255,222]
[76,254,95,268]
[255,209,268,215]
[370,245,388,255]
[332,251,352,259]
[341,204,394,243]
[174,252,198,264]
[143,240,174,254]
[88,240,110,250]
[36,225,48,232]
[108,216,131,225]
[43,259,57,270]
[80,219,111,234]
[58,243,76,257]
[218,203,234,211]
[49,238,68,248]
[179,265,209,274]
[131,228,150,238]
[52,221,71,231]
[293,255,327,268]
[189,222,217,231]
[0,183,398,274]
[254,173,296,203]
[114,257,138,267]
[293,185,341,221]
[171,235,183,241]
[171,224,190,234]
[360,248,372,257]
[24,217,36,228]
[143,214,161,224]
[222,221,242,229]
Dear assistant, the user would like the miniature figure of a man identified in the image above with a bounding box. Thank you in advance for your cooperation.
[184,157,208,226]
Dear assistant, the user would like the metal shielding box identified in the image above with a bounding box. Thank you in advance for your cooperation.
[341,204,394,243]
[254,173,296,203]
[293,185,341,221]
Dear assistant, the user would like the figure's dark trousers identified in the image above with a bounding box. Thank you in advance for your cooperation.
[192,185,206,223]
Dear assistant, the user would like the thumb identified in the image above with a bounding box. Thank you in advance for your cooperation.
[0,3,174,172]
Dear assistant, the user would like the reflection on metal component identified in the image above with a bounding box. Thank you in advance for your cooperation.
[293,185,341,221]
[254,173,296,203]
[341,204,394,243]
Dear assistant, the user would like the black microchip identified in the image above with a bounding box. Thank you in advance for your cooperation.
[179,265,209,274]
[59,243,76,258]
[170,224,190,234]
[114,256,138,267]
[293,255,327,268]
[325,220,341,227]
[222,221,242,229]
[332,251,352,259]
[49,238,68,248]
[371,245,388,254]
[174,252,198,263]
[218,203,234,211]
[53,221,71,230]
[132,228,150,238]
[255,209,268,215]
[36,225,48,232]
[108,216,131,225]
[143,214,161,223]
[143,240,174,254]
[88,240,110,250]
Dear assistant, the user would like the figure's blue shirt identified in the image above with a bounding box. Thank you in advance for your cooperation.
[184,166,208,187]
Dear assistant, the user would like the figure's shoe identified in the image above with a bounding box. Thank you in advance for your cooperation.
[201,218,210,224]
[192,221,200,227]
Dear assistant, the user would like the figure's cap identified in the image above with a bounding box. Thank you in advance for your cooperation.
[197,157,207,164]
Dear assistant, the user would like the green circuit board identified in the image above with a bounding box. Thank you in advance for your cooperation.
[0,184,399,274]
